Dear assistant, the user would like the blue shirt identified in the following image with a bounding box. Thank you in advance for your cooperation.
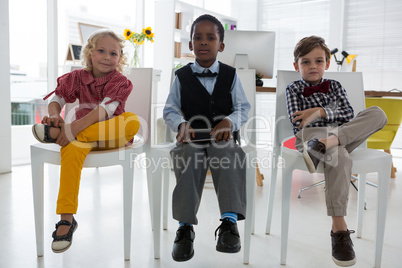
[163,60,251,132]
[286,78,354,135]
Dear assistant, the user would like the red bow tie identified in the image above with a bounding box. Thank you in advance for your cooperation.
[303,80,330,97]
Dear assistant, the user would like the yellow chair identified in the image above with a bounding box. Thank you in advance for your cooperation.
[366,97,402,178]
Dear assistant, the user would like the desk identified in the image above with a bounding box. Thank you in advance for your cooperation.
[257,87,402,97]
[364,91,402,97]
[256,86,276,93]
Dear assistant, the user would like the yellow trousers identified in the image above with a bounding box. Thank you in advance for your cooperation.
[56,112,140,214]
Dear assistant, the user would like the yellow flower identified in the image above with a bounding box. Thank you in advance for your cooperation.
[143,27,153,38]
[123,29,133,40]
[123,26,155,67]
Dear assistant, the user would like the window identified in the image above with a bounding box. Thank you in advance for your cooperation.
[343,0,402,91]
[9,0,48,125]
[234,0,330,83]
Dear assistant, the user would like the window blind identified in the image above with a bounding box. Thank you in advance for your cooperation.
[343,0,402,91]
[257,0,331,79]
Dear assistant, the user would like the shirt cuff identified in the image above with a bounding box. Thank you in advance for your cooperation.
[174,119,187,132]
[224,117,235,131]
[323,107,335,122]
[48,94,66,108]
[99,97,120,117]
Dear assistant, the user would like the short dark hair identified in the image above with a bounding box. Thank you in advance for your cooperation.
[294,35,331,63]
[190,14,225,42]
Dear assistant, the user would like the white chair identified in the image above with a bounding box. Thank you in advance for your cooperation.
[149,69,257,263]
[30,68,155,260]
[265,70,392,267]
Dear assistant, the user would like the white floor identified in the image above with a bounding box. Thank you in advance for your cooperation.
[1,149,402,268]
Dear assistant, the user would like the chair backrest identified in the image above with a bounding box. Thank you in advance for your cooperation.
[274,70,365,149]
[64,68,153,147]
[237,69,257,146]
[366,97,402,149]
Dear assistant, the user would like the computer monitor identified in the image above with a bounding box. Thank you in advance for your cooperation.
[218,30,276,78]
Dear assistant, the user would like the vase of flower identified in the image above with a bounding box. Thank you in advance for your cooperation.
[131,44,141,68]
[123,27,155,68]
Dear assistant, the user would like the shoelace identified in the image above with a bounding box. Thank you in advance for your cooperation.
[214,219,238,240]
[176,227,193,241]
[332,230,355,246]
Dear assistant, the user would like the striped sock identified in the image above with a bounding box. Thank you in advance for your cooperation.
[222,212,237,223]
[179,222,193,227]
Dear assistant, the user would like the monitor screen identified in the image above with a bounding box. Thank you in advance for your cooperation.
[218,30,275,78]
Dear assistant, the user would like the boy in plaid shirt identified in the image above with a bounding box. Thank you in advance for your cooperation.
[286,36,387,267]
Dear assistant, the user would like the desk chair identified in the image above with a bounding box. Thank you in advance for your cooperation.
[366,97,402,178]
[31,68,154,260]
[149,69,257,264]
[265,70,392,267]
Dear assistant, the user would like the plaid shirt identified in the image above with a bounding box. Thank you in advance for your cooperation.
[286,78,354,135]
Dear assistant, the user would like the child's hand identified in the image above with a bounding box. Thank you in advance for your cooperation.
[291,107,325,130]
[55,123,77,147]
[176,122,195,143]
[41,114,64,128]
[211,119,232,142]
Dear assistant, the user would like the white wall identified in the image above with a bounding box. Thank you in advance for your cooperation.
[0,0,12,173]
[11,126,37,166]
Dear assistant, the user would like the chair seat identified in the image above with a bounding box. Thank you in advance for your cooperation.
[282,142,390,174]
[31,135,145,168]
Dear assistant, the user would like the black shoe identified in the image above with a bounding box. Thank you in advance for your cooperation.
[303,138,326,173]
[331,230,356,267]
[172,225,195,262]
[51,217,78,253]
[215,218,241,253]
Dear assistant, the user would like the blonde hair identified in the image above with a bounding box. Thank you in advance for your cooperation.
[81,29,127,73]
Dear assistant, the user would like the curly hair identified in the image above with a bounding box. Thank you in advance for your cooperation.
[190,14,225,42]
[81,29,127,73]
[293,35,331,63]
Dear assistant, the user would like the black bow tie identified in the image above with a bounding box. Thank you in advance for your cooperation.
[193,71,218,77]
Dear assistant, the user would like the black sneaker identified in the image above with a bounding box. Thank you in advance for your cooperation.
[331,230,356,267]
[172,225,195,262]
[303,138,326,173]
[215,218,241,253]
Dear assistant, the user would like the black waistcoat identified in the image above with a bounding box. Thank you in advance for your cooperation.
[176,62,236,130]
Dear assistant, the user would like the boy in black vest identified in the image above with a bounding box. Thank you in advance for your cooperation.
[163,14,250,262]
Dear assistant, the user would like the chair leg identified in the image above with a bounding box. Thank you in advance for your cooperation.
[146,154,154,231]
[122,161,135,261]
[384,149,396,178]
[297,180,325,198]
[281,167,293,265]
[31,154,45,257]
[243,151,256,264]
[356,174,366,238]
[151,153,163,259]
[162,167,170,230]
[374,162,391,267]
[265,152,279,235]
[256,164,264,186]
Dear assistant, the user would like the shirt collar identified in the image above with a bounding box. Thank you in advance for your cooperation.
[300,77,325,87]
[81,69,119,86]
[192,60,220,74]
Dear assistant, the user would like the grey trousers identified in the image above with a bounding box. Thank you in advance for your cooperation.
[170,140,246,224]
[295,106,387,216]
